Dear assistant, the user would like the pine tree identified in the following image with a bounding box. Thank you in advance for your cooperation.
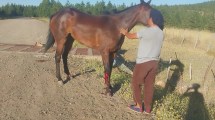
[37,0,51,17]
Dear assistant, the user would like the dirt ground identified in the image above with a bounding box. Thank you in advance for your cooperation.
[0,19,154,120]
[0,18,48,45]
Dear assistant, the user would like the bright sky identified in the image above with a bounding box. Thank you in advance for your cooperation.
[0,0,210,6]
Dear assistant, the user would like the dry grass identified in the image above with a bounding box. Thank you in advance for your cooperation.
[164,28,215,51]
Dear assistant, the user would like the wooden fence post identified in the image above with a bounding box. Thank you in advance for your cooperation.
[211,69,215,82]
[189,63,192,80]
[208,33,215,52]
[194,32,200,49]
[166,58,172,80]
[207,42,211,52]
[180,30,186,46]
[203,57,215,86]
[175,52,178,60]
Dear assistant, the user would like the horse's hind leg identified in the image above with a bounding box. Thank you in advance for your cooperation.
[55,39,66,85]
[62,34,74,80]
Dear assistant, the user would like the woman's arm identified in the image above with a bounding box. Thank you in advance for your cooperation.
[120,28,138,39]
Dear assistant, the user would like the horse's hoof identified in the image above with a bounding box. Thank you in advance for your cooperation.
[66,75,71,80]
[107,92,113,96]
[58,80,64,86]
[101,92,112,96]
[101,87,113,96]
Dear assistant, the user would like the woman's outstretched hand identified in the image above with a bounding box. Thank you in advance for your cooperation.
[120,28,128,35]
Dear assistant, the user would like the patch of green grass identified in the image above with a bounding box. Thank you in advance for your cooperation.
[83,58,215,120]
[35,17,49,22]
[111,70,132,99]
[153,91,188,120]
[152,86,215,120]
[208,104,215,120]
[73,41,87,48]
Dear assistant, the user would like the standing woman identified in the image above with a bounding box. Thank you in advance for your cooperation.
[120,9,164,114]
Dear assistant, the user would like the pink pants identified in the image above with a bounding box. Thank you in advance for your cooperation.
[131,60,158,113]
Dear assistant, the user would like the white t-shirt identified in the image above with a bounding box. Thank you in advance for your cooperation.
[136,26,164,64]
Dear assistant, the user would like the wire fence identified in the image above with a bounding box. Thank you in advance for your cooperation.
[164,28,215,53]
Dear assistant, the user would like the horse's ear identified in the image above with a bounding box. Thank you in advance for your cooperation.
[147,0,152,4]
[140,0,145,4]
[140,0,151,4]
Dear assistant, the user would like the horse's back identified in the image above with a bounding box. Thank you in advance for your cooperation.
[51,8,113,27]
[49,7,120,50]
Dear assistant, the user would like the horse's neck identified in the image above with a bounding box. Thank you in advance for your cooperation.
[114,7,139,30]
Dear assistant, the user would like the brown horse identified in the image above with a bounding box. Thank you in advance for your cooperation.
[45,0,152,96]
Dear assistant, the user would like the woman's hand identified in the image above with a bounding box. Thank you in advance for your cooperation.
[120,28,128,35]
[120,28,138,39]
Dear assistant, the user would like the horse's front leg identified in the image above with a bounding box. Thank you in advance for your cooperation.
[101,52,114,96]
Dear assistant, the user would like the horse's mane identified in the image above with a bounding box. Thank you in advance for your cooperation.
[103,3,151,15]
[115,5,139,14]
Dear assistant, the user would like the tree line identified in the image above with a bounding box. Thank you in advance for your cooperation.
[0,0,215,32]
[0,0,126,17]
[155,1,215,32]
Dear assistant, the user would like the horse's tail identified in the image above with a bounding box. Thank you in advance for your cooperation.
[44,14,55,53]
[44,29,55,53]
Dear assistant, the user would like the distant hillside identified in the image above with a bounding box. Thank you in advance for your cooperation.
[155,1,215,31]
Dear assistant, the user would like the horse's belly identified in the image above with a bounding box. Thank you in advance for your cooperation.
[78,39,99,49]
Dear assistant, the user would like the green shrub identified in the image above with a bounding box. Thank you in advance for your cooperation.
[152,92,188,120]
[207,104,215,120]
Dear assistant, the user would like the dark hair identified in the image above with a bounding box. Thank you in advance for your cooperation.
[150,9,164,30]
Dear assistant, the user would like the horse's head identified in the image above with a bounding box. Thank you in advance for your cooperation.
[112,0,152,29]
[136,0,152,25]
